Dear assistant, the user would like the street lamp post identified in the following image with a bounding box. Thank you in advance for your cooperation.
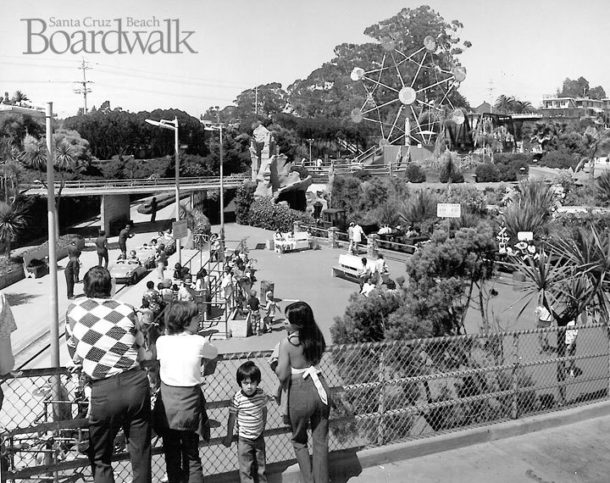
[307,138,314,164]
[202,121,225,257]
[0,103,59,368]
[145,117,181,265]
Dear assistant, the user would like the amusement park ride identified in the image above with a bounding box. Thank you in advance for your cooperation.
[349,34,467,151]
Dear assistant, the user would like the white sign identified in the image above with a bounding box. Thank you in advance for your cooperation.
[517,231,533,241]
[172,220,188,239]
[436,203,461,218]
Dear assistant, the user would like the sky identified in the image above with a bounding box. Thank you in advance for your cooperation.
[1,0,609,119]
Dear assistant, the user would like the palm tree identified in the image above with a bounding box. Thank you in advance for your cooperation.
[399,189,437,231]
[10,90,30,106]
[22,134,47,175]
[494,95,515,114]
[0,201,27,258]
[510,225,610,403]
[502,180,554,240]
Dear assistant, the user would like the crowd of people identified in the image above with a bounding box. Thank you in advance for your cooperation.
[64,265,331,483]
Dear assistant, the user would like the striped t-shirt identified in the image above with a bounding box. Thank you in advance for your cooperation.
[230,388,268,439]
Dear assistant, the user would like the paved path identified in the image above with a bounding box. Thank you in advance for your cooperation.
[9,198,407,367]
[343,404,610,482]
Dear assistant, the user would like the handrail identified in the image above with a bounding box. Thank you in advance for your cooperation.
[21,174,249,191]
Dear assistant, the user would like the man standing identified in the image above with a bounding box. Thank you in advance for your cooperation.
[348,222,366,255]
[67,241,82,283]
[149,197,158,223]
[95,230,109,269]
[118,224,133,259]
[66,266,152,483]
[65,259,77,300]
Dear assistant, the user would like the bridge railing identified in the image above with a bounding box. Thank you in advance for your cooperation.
[2,323,608,481]
[20,174,249,192]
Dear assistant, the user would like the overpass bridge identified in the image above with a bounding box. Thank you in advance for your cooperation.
[20,174,249,197]
[20,173,249,234]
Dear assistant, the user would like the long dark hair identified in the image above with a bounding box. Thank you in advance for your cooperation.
[285,301,326,365]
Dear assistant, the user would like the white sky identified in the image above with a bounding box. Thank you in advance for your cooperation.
[1,0,609,118]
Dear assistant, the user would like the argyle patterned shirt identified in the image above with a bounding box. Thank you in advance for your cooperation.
[66,298,141,380]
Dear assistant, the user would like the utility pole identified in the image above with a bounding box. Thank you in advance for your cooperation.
[73,59,93,114]
[254,85,258,116]
[488,79,495,113]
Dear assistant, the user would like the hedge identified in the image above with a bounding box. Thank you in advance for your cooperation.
[247,197,315,232]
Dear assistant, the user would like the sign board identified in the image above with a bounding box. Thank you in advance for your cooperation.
[172,220,188,240]
[517,231,533,241]
[436,203,461,218]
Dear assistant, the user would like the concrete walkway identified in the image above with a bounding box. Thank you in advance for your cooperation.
[338,401,610,483]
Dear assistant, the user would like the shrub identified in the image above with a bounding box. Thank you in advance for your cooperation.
[247,197,314,231]
[404,163,426,183]
[234,181,257,225]
[540,150,577,170]
[475,163,499,182]
[439,156,464,183]
[331,290,402,344]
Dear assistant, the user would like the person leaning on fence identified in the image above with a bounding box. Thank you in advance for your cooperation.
[154,301,218,483]
[223,361,269,483]
[274,301,330,483]
[65,266,153,483]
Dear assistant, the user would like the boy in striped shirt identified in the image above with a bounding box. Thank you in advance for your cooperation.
[223,361,268,482]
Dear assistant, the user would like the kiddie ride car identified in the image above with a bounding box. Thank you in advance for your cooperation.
[109,259,148,285]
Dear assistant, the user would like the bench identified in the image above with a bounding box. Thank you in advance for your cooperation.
[332,254,368,283]
[274,232,312,253]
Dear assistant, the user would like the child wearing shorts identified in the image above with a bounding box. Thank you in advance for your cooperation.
[223,361,268,482]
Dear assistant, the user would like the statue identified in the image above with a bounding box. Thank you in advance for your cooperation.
[249,122,313,211]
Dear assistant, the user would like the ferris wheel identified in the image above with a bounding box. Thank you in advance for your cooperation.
[350,35,467,147]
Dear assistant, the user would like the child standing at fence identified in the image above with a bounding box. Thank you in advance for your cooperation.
[223,361,268,483]
[154,301,218,483]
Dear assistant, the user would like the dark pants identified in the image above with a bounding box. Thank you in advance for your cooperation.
[65,264,75,298]
[288,374,330,483]
[237,435,266,483]
[119,241,127,258]
[97,250,108,269]
[72,259,80,282]
[88,368,151,483]
[151,211,156,223]
[163,430,203,483]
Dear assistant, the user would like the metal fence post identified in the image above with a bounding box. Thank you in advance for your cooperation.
[511,333,520,419]
[377,347,386,445]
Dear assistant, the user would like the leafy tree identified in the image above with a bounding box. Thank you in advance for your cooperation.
[557,76,607,99]
[288,6,470,121]
[234,181,257,225]
[331,290,402,344]
[404,223,497,334]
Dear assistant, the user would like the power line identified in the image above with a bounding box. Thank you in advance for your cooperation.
[73,59,93,114]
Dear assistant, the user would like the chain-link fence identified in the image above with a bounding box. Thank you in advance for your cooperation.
[2,323,609,481]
